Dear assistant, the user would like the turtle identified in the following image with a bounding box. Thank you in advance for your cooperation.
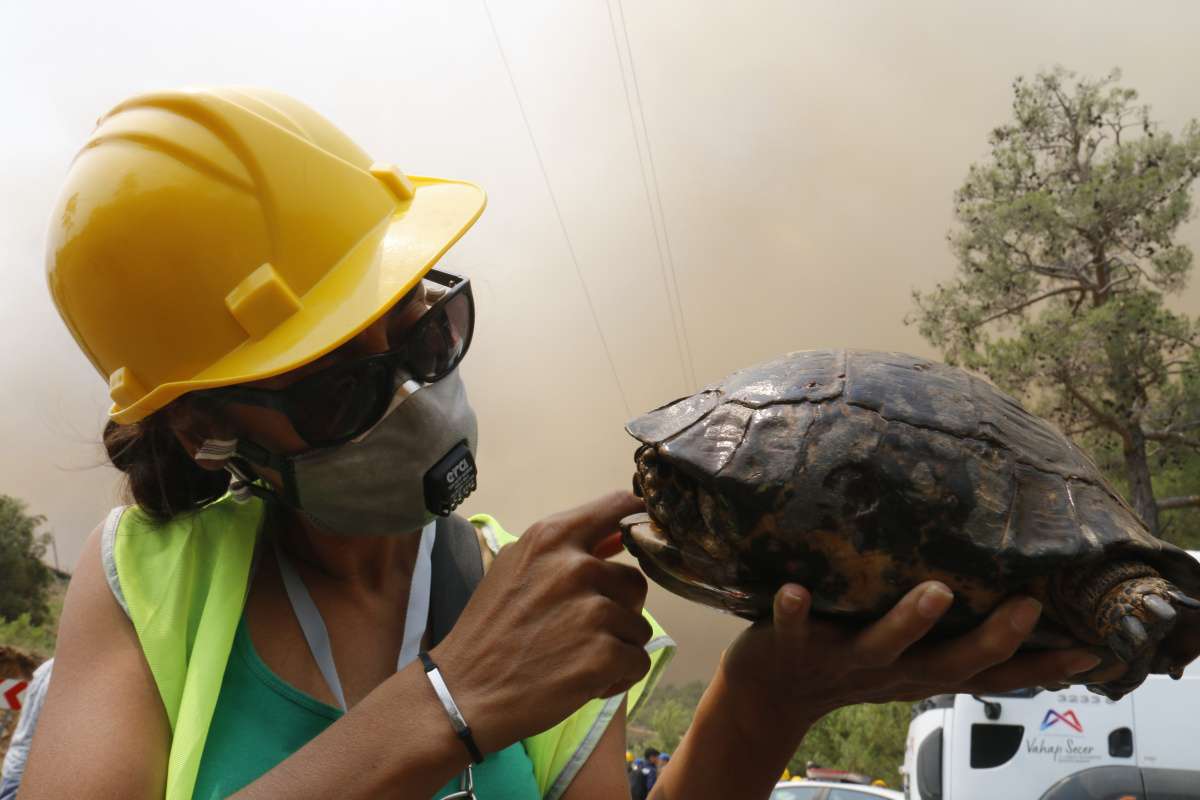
[620,349,1200,699]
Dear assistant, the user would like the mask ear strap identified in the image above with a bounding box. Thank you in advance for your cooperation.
[229,440,302,508]
[194,438,238,464]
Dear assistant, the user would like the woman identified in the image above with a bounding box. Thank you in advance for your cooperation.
[21,87,1105,799]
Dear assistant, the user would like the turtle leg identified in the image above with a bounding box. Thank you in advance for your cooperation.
[1051,561,1200,695]
[1091,570,1183,661]
[1052,560,1200,696]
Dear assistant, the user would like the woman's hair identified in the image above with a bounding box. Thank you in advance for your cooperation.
[103,406,230,521]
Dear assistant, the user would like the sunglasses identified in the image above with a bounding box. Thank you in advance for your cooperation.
[196,269,474,447]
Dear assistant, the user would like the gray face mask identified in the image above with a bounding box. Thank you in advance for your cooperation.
[235,370,479,537]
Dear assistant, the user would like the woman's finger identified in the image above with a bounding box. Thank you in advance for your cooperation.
[547,491,645,551]
[907,596,1043,683]
[850,582,954,668]
[598,639,653,698]
[957,648,1104,695]
[594,560,649,612]
[772,584,814,663]
[590,597,654,647]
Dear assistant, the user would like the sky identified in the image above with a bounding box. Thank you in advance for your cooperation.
[4,0,1200,685]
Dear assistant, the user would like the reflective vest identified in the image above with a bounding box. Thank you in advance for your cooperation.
[108,493,674,800]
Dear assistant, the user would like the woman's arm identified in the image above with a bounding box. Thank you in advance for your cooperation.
[21,492,652,799]
[20,525,170,799]
[230,666,470,798]
[652,582,1108,800]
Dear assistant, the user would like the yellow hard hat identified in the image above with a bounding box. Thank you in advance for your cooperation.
[46,87,486,423]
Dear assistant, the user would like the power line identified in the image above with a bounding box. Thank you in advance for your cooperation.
[612,0,699,390]
[604,0,691,394]
[481,0,633,418]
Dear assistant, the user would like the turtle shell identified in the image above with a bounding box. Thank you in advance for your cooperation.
[622,350,1200,635]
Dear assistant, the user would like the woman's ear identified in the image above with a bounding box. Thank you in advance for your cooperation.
[166,401,238,472]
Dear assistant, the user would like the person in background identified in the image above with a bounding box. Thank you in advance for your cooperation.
[628,757,645,798]
[629,749,659,800]
[641,748,662,797]
[0,659,54,800]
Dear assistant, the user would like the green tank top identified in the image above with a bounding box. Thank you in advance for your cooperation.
[192,615,541,799]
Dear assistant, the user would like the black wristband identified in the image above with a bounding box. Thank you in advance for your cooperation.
[419,651,485,765]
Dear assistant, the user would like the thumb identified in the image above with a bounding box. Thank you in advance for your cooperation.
[773,583,813,660]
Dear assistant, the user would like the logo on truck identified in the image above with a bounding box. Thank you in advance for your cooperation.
[1026,708,1099,764]
[1036,710,1084,734]
[1040,709,1083,733]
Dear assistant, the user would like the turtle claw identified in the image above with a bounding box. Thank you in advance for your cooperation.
[1168,590,1200,610]
[1089,650,1154,701]
[1121,616,1149,651]
[1145,595,1177,623]
[1107,631,1137,664]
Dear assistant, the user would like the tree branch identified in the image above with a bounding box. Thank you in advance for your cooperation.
[1143,430,1200,449]
[979,285,1085,324]
[1158,495,1200,511]
[1159,330,1200,352]
[1061,377,1130,440]
[996,239,1089,284]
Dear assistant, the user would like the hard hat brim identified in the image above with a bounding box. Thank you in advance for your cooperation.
[109,175,486,423]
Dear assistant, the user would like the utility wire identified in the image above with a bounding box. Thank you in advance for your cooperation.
[612,0,699,390]
[604,0,691,395]
[481,0,633,418]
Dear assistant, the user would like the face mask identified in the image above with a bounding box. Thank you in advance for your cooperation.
[233,370,479,536]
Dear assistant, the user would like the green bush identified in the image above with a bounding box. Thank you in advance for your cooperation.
[789,702,912,785]
[0,612,57,661]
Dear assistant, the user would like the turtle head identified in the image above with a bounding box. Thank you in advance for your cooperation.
[623,438,753,617]
[629,443,744,551]
[624,391,754,550]
[622,391,786,619]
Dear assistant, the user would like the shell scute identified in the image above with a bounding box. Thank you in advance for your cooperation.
[625,390,721,444]
[659,402,754,479]
[720,350,846,407]
[716,403,817,495]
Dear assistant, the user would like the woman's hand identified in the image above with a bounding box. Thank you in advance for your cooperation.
[431,491,653,753]
[720,582,1107,740]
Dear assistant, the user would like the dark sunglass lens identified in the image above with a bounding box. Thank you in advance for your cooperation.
[291,361,390,444]
[405,323,446,380]
[401,291,472,381]
[444,291,472,358]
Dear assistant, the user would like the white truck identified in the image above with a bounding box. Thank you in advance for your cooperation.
[901,660,1200,799]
